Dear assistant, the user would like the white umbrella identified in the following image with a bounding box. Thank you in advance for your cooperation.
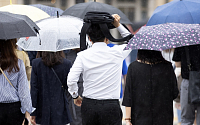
[17,15,90,52]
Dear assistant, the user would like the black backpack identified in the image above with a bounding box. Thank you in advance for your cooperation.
[80,11,133,51]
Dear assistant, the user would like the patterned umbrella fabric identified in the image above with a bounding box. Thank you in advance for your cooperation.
[31,4,63,16]
[124,23,200,51]
[0,4,50,22]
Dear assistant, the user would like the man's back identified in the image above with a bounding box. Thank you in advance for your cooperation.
[69,42,129,99]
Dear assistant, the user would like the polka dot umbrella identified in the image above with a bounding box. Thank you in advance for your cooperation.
[124,23,200,51]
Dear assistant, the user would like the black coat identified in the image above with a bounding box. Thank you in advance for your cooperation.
[30,58,72,125]
[122,61,179,125]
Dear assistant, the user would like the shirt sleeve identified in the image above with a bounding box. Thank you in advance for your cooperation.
[117,24,132,59]
[172,48,182,62]
[122,60,128,75]
[67,54,83,98]
[122,65,132,107]
[117,24,131,38]
[18,60,35,114]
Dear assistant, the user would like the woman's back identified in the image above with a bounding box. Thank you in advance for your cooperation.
[31,58,72,125]
[0,39,34,125]
[123,61,179,125]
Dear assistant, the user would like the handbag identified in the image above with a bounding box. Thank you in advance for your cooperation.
[185,47,200,104]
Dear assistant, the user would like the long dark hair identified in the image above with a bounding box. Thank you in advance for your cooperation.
[36,51,65,67]
[0,39,19,73]
[137,50,166,64]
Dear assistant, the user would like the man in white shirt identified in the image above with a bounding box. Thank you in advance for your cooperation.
[67,14,131,125]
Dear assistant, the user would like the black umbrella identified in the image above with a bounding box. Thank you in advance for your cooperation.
[0,12,40,40]
[62,1,132,25]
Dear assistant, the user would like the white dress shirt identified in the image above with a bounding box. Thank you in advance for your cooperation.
[67,24,132,99]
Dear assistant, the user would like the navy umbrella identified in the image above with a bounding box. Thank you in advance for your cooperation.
[0,12,40,40]
[62,1,132,25]
[147,0,200,26]
[31,4,63,16]
[124,23,200,51]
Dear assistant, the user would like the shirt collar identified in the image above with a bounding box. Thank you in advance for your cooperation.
[92,42,107,48]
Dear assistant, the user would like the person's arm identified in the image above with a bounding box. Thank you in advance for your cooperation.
[17,60,35,124]
[125,107,132,125]
[112,14,131,38]
[67,53,83,106]
[24,51,32,81]
[175,62,181,77]
[122,65,133,124]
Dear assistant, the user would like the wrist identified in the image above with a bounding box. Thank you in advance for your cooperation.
[73,95,79,99]
[125,118,131,122]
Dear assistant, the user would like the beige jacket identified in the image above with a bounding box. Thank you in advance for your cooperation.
[16,49,31,81]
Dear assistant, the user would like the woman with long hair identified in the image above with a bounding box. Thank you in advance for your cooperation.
[30,51,72,125]
[122,50,179,125]
[0,39,34,125]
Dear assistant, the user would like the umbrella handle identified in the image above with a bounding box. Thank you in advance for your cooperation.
[57,11,59,18]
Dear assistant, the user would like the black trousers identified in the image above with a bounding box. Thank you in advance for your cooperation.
[81,97,122,125]
[0,101,24,125]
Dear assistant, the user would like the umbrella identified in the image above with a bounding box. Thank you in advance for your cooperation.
[31,4,63,16]
[17,16,86,52]
[124,23,200,51]
[62,1,132,25]
[147,0,200,26]
[0,4,50,22]
[0,12,40,40]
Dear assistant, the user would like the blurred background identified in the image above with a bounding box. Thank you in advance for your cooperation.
[0,0,174,65]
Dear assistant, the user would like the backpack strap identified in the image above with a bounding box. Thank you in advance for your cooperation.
[80,23,91,51]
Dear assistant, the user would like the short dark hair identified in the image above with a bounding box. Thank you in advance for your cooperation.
[87,24,105,42]
[37,51,65,67]
[137,50,166,64]
[0,39,19,73]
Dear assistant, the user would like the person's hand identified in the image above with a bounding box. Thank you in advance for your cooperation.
[74,96,83,106]
[125,120,132,125]
[112,14,121,27]
[30,116,36,125]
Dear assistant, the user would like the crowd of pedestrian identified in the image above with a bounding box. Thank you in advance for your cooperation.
[1,1,200,125]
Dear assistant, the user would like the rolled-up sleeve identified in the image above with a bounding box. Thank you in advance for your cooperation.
[67,54,83,98]
[18,61,35,114]
[117,24,132,59]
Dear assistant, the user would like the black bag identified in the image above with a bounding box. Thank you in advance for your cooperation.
[185,47,200,104]
[80,11,133,51]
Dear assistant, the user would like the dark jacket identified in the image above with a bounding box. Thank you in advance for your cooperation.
[122,61,179,125]
[30,58,72,125]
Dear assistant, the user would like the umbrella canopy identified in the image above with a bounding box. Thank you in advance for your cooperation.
[0,4,50,22]
[147,0,200,26]
[62,1,132,25]
[124,23,200,51]
[31,4,63,16]
[0,12,40,40]
[17,16,86,52]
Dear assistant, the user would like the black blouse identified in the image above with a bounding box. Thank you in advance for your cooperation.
[122,61,178,125]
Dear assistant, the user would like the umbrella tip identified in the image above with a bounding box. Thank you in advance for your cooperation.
[94,0,96,2]
[57,11,59,18]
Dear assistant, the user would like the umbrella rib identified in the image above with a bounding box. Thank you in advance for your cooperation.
[182,1,195,23]
[0,22,7,39]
